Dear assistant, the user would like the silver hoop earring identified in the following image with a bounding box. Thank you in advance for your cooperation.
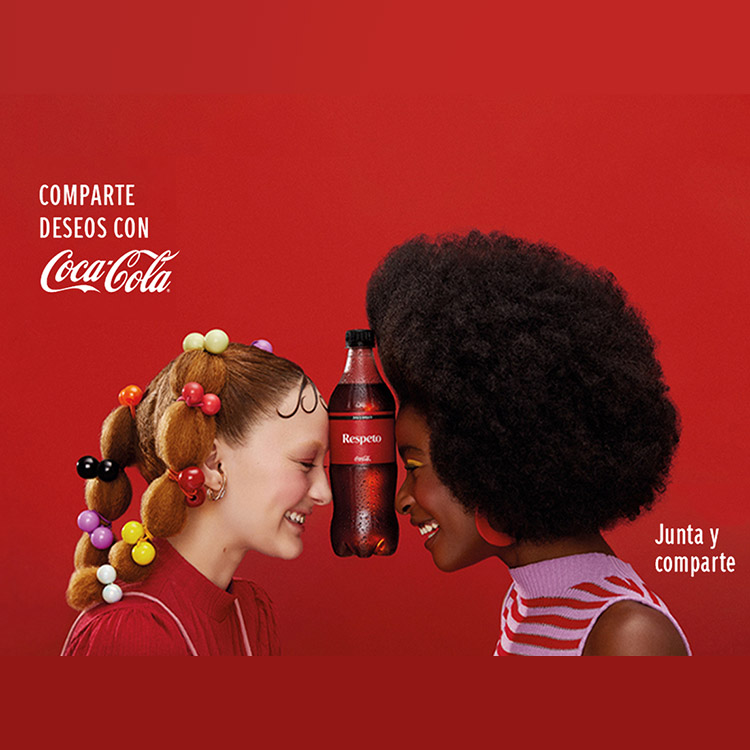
[206,467,227,502]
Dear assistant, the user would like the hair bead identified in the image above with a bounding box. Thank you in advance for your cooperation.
[77,509,115,550]
[90,526,115,550]
[121,521,144,545]
[96,564,117,585]
[251,339,273,353]
[102,583,123,604]
[77,510,101,534]
[182,328,229,355]
[132,540,156,566]
[118,385,143,418]
[76,455,99,479]
[76,455,121,482]
[178,382,222,416]
[203,329,229,354]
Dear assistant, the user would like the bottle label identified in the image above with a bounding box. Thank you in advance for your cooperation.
[329,412,395,465]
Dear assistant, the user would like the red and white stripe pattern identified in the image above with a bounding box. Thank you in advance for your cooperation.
[494,553,691,656]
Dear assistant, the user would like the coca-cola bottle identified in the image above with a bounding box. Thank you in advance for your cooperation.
[329,329,399,557]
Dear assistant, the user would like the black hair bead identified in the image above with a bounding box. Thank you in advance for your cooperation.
[76,455,99,479]
[97,459,120,482]
[76,455,121,482]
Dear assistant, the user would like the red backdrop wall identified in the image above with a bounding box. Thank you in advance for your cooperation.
[2,93,747,655]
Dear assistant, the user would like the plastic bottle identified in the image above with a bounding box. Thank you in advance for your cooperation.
[328,329,399,557]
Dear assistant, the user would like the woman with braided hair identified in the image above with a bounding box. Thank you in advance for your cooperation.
[366,231,691,656]
[62,330,331,656]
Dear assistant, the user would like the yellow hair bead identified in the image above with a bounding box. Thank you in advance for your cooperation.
[204,329,229,354]
[182,329,229,354]
[131,540,156,566]
[121,521,144,545]
[182,332,205,351]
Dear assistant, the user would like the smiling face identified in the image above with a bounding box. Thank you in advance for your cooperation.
[212,381,332,560]
[395,405,495,571]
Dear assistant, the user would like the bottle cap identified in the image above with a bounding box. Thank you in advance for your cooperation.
[345,329,375,348]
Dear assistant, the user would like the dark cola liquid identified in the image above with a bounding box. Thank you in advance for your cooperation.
[329,381,399,557]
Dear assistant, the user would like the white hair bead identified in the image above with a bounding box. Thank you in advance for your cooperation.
[102,583,123,604]
[96,564,117,585]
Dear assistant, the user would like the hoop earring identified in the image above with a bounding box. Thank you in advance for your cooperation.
[206,467,227,502]
[475,508,514,547]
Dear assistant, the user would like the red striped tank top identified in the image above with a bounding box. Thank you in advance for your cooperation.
[495,552,691,656]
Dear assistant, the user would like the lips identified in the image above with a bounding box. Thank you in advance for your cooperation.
[284,510,307,526]
[413,518,440,542]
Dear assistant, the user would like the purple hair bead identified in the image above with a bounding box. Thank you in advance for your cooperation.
[90,526,115,550]
[251,339,273,353]
[77,510,101,534]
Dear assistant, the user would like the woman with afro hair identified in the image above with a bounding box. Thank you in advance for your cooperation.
[366,231,690,655]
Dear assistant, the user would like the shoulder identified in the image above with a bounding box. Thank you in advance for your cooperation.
[583,599,689,656]
[63,597,192,656]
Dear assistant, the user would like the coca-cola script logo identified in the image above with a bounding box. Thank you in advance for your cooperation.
[40,249,178,293]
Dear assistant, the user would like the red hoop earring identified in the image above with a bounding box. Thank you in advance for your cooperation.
[475,509,514,547]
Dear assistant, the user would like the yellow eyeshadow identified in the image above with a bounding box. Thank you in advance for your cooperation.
[405,459,425,469]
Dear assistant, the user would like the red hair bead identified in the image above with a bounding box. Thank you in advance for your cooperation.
[178,467,205,493]
[178,382,221,415]
[200,393,221,416]
[176,466,206,507]
[185,486,206,507]
[180,382,204,406]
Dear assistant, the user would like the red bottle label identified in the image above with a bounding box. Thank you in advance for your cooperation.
[329,412,395,465]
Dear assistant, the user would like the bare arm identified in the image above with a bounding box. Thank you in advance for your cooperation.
[583,600,688,656]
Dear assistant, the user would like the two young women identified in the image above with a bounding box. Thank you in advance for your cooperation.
[63,231,690,656]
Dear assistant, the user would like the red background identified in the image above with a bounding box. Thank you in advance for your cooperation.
[2,3,749,659]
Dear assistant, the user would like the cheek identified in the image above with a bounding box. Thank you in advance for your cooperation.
[424,489,477,548]
[268,471,309,508]
[416,479,457,519]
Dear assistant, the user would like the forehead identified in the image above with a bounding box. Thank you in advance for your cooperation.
[246,385,329,448]
[276,378,326,416]
[395,406,430,447]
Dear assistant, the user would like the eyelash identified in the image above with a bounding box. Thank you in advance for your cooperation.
[404,461,424,473]
[299,461,329,471]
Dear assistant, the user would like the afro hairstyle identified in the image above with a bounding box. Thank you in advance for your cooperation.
[366,230,680,542]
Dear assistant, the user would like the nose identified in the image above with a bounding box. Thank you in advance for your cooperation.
[310,465,332,506]
[395,478,414,515]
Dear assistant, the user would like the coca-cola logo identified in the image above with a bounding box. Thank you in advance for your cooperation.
[40,249,178,293]
[342,434,383,445]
